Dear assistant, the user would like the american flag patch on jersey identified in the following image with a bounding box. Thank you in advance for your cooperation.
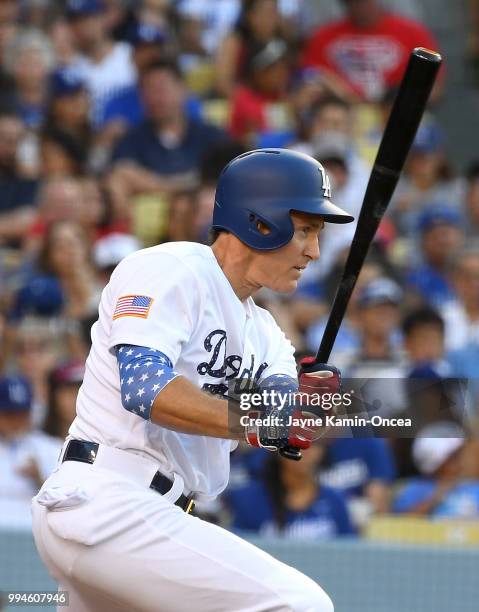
[113,295,153,320]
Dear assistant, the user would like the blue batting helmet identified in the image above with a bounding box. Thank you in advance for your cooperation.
[212,148,354,250]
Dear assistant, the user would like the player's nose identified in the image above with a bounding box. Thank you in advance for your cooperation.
[304,235,320,261]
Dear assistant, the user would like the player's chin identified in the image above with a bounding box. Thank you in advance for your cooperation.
[274,278,298,293]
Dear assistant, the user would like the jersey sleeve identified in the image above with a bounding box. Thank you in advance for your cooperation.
[107,252,202,365]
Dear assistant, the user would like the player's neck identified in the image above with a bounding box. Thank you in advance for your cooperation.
[211,239,259,301]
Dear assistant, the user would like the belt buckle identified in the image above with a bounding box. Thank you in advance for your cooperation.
[185,498,195,514]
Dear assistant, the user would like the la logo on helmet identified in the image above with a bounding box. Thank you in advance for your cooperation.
[320,166,332,198]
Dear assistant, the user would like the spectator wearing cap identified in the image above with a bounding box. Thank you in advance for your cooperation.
[404,206,465,309]
[98,23,201,135]
[44,361,85,439]
[0,374,62,529]
[229,38,294,147]
[44,68,92,155]
[342,277,408,418]
[391,121,464,237]
[301,0,442,103]
[66,0,136,126]
[109,60,228,220]
[393,422,479,518]
[93,232,141,284]
[0,108,39,247]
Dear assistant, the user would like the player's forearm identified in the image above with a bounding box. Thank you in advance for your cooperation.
[151,376,241,439]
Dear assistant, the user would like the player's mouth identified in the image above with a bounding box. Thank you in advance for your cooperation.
[293,266,306,273]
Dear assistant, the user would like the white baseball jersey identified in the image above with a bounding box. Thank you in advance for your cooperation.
[70,242,297,501]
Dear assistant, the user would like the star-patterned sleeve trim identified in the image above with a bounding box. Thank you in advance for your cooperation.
[258,374,298,408]
[116,344,178,420]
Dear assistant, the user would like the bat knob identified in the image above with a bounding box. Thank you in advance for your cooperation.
[279,445,302,461]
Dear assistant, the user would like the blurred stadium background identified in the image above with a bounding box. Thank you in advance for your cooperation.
[1,0,479,610]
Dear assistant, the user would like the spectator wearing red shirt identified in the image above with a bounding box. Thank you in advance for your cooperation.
[302,0,441,102]
[229,38,293,146]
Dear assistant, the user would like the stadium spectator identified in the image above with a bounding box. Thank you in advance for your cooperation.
[307,132,367,280]
[109,60,228,220]
[2,29,55,130]
[227,443,355,538]
[39,128,88,178]
[12,221,101,339]
[66,0,136,126]
[391,122,464,236]
[292,97,369,208]
[289,98,369,328]
[301,0,441,102]
[9,319,62,427]
[339,278,407,421]
[92,232,141,285]
[393,422,479,518]
[99,23,169,132]
[171,141,246,244]
[24,176,85,254]
[44,68,92,155]
[402,307,450,375]
[0,374,61,529]
[43,361,85,440]
[404,207,465,309]
[215,0,288,97]
[177,0,240,59]
[340,277,404,371]
[0,1,19,67]
[441,246,479,351]
[229,38,293,147]
[320,437,396,525]
[0,108,38,247]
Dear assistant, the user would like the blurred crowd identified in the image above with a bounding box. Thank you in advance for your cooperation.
[1,0,479,539]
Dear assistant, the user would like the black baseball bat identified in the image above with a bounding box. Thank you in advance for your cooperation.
[279,47,442,461]
[316,47,442,363]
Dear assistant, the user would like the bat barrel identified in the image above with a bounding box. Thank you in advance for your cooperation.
[315,47,442,364]
[375,47,442,175]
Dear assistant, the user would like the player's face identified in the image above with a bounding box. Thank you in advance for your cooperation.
[252,212,323,293]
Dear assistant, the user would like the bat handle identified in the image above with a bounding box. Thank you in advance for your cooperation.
[279,445,302,461]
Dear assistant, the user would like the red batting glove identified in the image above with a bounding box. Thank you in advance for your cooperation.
[298,357,341,398]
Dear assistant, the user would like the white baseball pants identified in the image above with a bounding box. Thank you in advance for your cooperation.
[31,453,333,612]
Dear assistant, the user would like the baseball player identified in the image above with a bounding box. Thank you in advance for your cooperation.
[32,149,353,611]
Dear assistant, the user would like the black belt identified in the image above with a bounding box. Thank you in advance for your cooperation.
[62,440,195,514]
